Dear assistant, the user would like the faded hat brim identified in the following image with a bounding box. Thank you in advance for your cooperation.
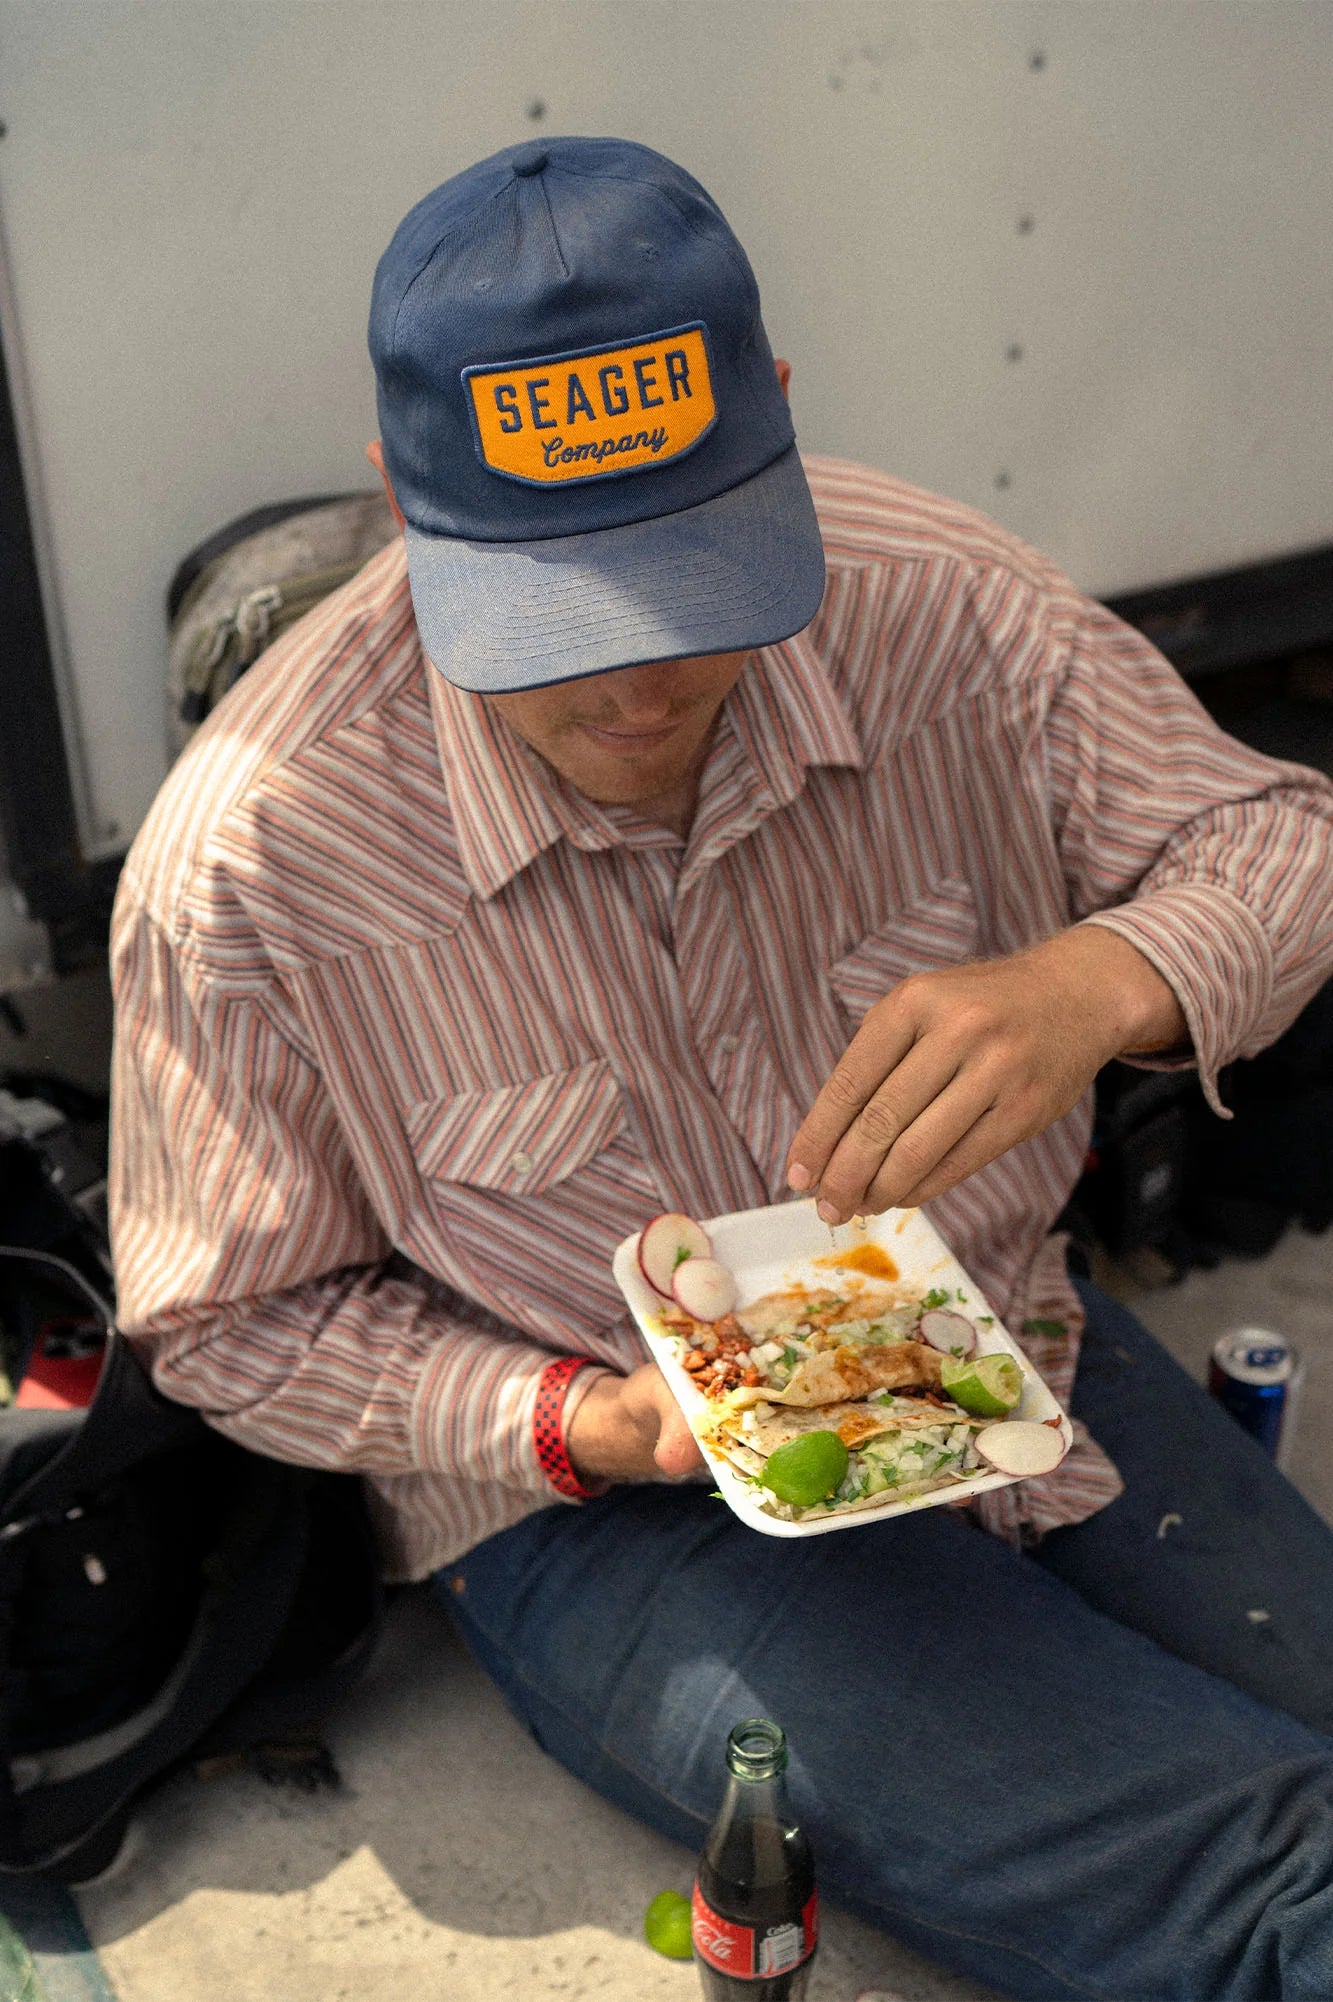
[402,445,826,694]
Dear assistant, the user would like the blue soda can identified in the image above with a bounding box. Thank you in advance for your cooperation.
[1208,1329,1302,1468]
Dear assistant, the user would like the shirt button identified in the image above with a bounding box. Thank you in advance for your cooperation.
[717,1033,740,1054]
[510,1149,534,1175]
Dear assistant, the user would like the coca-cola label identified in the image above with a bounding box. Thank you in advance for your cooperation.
[691,1883,819,1977]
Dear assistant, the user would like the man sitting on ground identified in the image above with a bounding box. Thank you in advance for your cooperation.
[110,137,1333,2000]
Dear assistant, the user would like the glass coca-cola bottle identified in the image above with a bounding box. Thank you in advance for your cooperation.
[692,1717,818,1999]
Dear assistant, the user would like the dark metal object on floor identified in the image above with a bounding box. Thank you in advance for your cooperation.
[194,1735,342,1793]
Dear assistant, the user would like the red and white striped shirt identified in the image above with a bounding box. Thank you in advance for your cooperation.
[109,458,1333,1579]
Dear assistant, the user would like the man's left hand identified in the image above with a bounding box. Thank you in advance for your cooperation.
[786,925,1187,1223]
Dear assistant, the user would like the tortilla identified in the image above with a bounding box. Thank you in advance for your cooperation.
[713,1398,895,1459]
[735,1283,908,1342]
[779,1340,942,1405]
[676,1278,984,1520]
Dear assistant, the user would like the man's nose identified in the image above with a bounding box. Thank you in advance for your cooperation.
[605,663,676,721]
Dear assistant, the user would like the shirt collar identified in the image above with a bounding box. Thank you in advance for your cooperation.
[427,622,864,903]
[724,622,863,811]
[428,670,627,899]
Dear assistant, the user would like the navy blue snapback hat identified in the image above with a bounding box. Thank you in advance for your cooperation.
[368,136,826,692]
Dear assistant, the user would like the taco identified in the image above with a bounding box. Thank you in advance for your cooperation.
[660,1281,990,1521]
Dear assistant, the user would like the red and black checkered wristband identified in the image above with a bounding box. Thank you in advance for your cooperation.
[533,1354,608,1500]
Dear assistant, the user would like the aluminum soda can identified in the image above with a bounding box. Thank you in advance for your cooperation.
[1208,1328,1302,1468]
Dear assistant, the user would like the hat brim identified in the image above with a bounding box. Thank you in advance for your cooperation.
[402,446,826,694]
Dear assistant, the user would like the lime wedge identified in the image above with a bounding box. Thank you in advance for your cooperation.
[940,1351,1023,1418]
[644,1888,694,1959]
[760,1430,849,1507]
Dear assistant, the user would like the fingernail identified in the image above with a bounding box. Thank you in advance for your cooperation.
[787,1163,812,1191]
[816,1200,842,1226]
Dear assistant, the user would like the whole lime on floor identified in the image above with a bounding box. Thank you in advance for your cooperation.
[644,1888,694,1959]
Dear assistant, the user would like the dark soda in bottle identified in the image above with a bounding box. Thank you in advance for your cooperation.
[692,1717,817,1999]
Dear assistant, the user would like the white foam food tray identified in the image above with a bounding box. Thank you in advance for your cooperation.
[612,1199,1072,1538]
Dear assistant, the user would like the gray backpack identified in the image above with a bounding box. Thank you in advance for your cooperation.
[166,491,397,760]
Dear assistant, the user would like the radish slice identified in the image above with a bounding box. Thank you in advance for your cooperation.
[671,1257,737,1322]
[918,1308,976,1355]
[973,1420,1067,1478]
[638,1213,712,1298]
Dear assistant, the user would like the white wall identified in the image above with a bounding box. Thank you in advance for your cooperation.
[1,0,1330,858]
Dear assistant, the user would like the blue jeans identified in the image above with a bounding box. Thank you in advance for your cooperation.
[438,1281,1333,2000]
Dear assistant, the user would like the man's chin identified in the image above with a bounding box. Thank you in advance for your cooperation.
[575,768,684,808]
[562,739,704,806]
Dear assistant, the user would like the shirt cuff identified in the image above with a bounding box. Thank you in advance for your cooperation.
[1079,884,1275,1118]
[533,1355,613,1501]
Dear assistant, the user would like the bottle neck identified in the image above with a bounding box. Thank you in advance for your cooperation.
[718,1720,792,1829]
[706,1764,799,1887]
[721,1769,784,1822]
[725,1718,789,1788]
[702,1762,808,1906]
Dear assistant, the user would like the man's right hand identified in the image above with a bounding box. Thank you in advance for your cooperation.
[565,1363,706,1486]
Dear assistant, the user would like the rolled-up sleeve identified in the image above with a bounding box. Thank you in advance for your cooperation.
[109,878,582,1503]
[1042,597,1333,1111]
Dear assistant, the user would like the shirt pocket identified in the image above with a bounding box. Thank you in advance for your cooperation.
[403,1060,661,1340]
[406,1059,626,1197]
[829,877,980,1025]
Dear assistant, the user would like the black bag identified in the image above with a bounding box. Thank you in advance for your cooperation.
[1180,976,1333,1256]
[1067,977,1333,1270]
[0,1235,384,1885]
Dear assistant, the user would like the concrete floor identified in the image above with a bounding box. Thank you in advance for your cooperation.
[67,1224,1332,2002]
[78,1589,998,2002]
[1103,1227,1333,1525]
